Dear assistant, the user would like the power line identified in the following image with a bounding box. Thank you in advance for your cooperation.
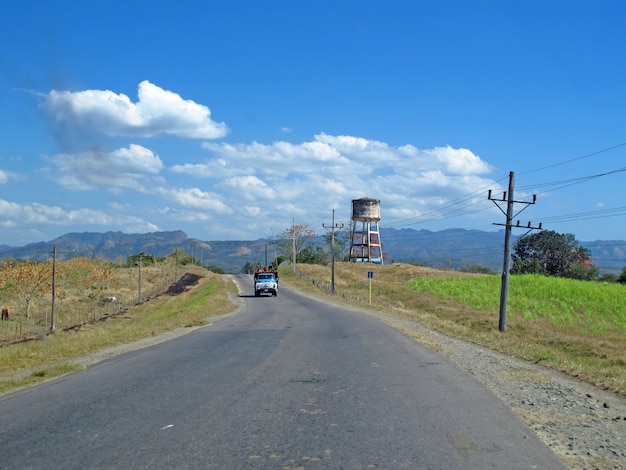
[518,141,626,176]
[530,206,626,224]
[518,166,626,193]
[384,176,509,227]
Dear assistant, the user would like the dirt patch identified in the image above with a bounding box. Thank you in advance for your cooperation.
[165,273,203,295]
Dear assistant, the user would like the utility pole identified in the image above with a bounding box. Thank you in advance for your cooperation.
[323,209,344,295]
[489,171,541,333]
[42,245,74,333]
[51,246,57,333]
[137,252,144,304]
[172,248,181,282]
[193,240,200,265]
[270,228,278,269]
[291,218,296,273]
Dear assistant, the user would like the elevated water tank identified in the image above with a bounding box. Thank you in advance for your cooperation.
[349,197,383,264]
[351,197,381,221]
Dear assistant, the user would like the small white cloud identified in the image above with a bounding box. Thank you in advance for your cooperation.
[39,80,229,139]
[154,187,232,213]
[0,169,10,184]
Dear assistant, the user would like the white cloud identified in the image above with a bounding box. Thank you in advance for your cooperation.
[188,133,498,233]
[194,133,492,184]
[0,198,159,233]
[426,146,494,175]
[0,169,10,184]
[153,187,232,213]
[51,144,163,191]
[39,80,229,139]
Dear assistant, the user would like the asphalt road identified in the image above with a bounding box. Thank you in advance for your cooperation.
[0,275,566,469]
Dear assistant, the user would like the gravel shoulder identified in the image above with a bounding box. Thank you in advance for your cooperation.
[380,314,626,470]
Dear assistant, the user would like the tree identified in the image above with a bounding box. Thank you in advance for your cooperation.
[1,260,52,319]
[58,257,117,300]
[297,245,327,265]
[127,253,157,267]
[323,227,350,263]
[270,255,289,271]
[511,230,596,280]
[460,264,495,275]
[206,265,225,274]
[618,267,626,285]
[241,261,261,274]
[278,223,317,263]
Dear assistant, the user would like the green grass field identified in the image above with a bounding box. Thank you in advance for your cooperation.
[408,274,626,334]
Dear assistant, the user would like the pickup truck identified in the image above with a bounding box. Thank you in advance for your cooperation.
[254,271,278,297]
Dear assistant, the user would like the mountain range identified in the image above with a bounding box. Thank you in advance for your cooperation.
[0,229,624,274]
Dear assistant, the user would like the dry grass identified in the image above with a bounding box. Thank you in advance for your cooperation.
[0,266,238,394]
[283,262,626,396]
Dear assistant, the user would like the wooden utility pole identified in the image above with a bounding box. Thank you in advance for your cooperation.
[45,245,74,333]
[51,246,57,333]
[323,209,344,295]
[292,218,296,273]
[489,171,541,332]
[137,252,144,304]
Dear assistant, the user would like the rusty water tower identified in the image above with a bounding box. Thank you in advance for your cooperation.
[349,197,383,264]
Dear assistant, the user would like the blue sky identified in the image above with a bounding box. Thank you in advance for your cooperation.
[0,0,624,250]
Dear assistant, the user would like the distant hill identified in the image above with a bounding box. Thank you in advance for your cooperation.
[0,231,270,274]
[0,229,623,274]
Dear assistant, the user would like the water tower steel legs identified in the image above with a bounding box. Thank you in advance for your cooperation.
[349,219,383,264]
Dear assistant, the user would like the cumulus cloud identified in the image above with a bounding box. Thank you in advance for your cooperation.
[39,80,229,139]
[51,144,163,191]
[425,146,494,175]
[170,133,498,231]
[186,133,493,185]
[153,187,232,213]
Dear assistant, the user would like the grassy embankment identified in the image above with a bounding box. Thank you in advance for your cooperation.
[282,262,626,396]
[0,267,238,394]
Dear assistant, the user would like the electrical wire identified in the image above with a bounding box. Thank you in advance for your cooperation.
[518,166,626,193]
[518,142,626,175]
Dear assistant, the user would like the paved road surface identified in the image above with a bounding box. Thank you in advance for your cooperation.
[0,275,566,469]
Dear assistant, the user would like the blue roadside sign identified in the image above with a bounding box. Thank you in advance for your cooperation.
[368,271,373,278]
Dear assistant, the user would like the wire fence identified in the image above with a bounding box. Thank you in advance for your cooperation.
[293,267,368,304]
[0,274,176,346]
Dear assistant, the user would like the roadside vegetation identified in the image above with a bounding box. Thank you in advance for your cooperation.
[281,262,626,396]
[0,263,237,394]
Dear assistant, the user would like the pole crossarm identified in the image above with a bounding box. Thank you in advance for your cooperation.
[493,221,543,230]
[489,189,537,219]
